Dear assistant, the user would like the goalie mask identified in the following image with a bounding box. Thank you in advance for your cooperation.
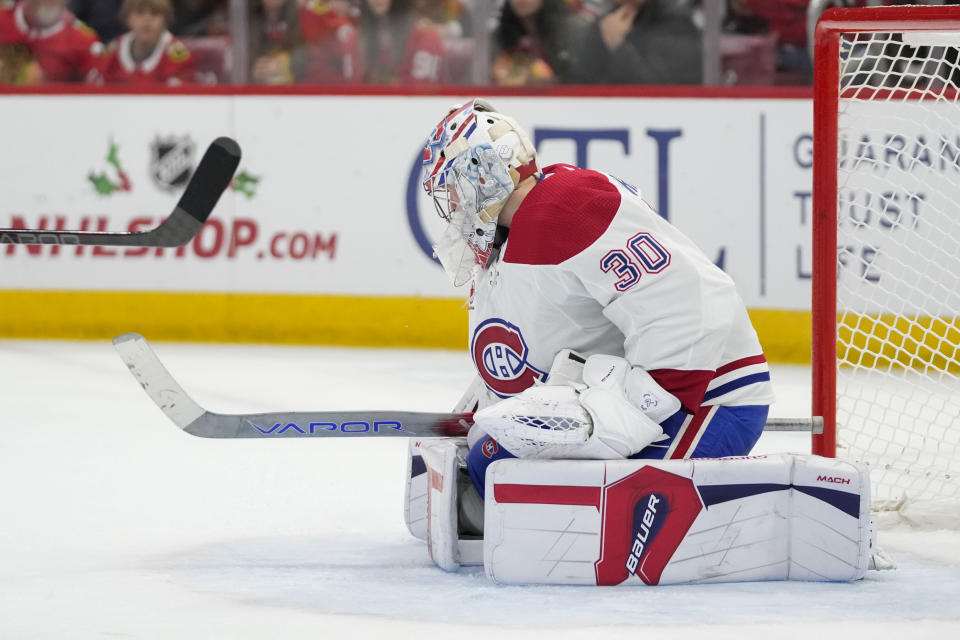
[422,98,539,286]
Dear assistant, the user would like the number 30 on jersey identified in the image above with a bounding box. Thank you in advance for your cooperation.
[600,233,672,292]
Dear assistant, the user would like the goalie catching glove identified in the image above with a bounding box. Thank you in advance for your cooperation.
[473,352,680,459]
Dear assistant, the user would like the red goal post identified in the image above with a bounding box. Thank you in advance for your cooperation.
[813,5,960,522]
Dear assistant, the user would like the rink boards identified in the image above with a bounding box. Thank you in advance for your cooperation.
[0,89,925,361]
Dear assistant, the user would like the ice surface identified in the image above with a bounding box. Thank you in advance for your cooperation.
[1,340,958,639]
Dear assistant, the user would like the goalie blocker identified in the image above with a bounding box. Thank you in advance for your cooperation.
[418,440,873,585]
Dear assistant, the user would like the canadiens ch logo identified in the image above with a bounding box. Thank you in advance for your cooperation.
[471,318,547,397]
[481,438,499,458]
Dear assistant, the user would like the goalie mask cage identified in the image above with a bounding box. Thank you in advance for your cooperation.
[813,6,960,526]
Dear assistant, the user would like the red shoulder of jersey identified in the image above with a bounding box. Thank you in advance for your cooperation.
[71,17,100,43]
[300,0,353,41]
[502,164,622,266]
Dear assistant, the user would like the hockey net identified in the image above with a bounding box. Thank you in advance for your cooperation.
[813,7,960,527]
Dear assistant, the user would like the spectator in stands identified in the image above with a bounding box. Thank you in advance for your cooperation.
[69,0,124,43]
[724,0,768,36]
[491,0,584,86]
[570,0,702,85]
[249,0,306,84]
[346,0,444,85]
[412,0,471,38]
[299,0,354,83]
[0,0,103,83]
[566,0,612,21]
[719,0,775,86]
[170,0,227,37]
[95,0,195,84]
[806,0,876,67]
[739,0,811,84]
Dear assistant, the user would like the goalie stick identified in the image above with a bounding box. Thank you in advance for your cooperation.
[0,137,240,248]
[114,333,821,439]
[113,333,472,438]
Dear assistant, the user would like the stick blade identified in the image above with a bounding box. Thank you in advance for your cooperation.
[113,333,474,440]
[1,137,241,248]
[113,333,205,430]
[174,136,242,226]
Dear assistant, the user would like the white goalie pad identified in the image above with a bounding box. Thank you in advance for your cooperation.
[405,375,500,541]
[403,439,430,541]
[419,439,483,571]
[483,453,872,586]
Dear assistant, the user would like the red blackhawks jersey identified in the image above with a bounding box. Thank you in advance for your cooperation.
[299,0,353,83]
[96,31,194,85]
[343,20,443,85]
[469,164,775,414]
[0,1,102,82]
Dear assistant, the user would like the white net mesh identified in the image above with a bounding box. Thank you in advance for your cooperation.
[834,29,960,523]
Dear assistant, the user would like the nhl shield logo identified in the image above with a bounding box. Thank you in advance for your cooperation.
[150,135,195,191]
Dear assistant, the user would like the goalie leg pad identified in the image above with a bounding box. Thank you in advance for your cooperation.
[420,439,483,571]
[403,439,430,541]
[483,453,872,586]
[407,436,487,541]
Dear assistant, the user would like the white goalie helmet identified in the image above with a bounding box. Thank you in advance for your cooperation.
[421,98,539,286]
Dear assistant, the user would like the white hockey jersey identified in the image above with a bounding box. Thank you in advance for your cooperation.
[468,164,775,413]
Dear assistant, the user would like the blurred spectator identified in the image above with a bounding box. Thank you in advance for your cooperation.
[566,0,611,20]
[300,0,354,83]
[171,0,227,37]
[412,0,471,37]
[0,0,103,83]
[719,0,776,85]
[345,0,443,85]
[491,0,584,85]
[740,0,811,83]
[571,0,702,84]
[724,0,768,36]
[249,0,306,83]
[94,0,195,84]
[69,0,123,42]
[806,0,883,63]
